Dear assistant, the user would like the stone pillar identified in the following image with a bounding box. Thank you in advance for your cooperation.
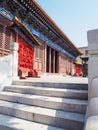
[10,42,18,78]
[85,29,98,130]
[71,60,75,76]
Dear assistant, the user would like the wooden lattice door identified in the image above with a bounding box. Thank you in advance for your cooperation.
[0,25,15,56]
[0,25,4,56]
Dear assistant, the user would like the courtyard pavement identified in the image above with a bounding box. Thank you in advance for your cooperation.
[27,75,88,84]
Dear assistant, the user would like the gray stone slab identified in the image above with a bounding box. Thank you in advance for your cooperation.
[12,80,88,90]
[0,100,84,130]
[0,114,66,130]
[4,85,88,99]
[0,91,87,114]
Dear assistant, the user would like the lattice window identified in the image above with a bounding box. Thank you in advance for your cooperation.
[39,45,43,59]
[35,45,43,59]
[4,27,11,50]
[0,25,3,48]
[35,46,38,58]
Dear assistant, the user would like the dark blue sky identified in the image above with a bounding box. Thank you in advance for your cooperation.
[37,0,98,47]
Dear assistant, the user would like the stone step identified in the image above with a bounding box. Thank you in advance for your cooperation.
[12,80,88,90]
[4,85,88,99]
[0,114,66,130]
[0,100,84,130]
[0,91,87,114]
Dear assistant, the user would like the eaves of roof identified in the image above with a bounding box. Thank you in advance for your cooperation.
[14,16,41,46]
[29,0,81,56]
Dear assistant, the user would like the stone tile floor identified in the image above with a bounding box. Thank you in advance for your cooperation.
[27,75,88,84]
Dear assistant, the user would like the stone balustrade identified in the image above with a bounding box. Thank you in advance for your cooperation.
[85,29,98,130]
[0,42,18,90]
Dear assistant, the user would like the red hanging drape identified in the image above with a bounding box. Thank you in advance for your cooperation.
[18,35,34,76]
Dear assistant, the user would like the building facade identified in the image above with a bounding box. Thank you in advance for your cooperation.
[0,0,81,77]
[78,47,89,77]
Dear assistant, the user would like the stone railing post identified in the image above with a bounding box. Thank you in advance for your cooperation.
[85,29,98,130]
[10,42,18,78]
[87,29,98,99]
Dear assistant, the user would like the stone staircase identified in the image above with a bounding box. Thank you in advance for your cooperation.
[0,80,88,130]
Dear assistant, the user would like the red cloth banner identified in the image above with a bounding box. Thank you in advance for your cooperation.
[18,35,34,76]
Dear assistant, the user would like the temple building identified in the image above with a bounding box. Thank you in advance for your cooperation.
[0,0,81,77]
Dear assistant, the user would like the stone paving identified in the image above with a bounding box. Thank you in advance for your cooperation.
[27,75,88,84]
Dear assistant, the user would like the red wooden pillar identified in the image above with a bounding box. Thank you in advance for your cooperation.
[53,50,55,73]
[49,47,51,73]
